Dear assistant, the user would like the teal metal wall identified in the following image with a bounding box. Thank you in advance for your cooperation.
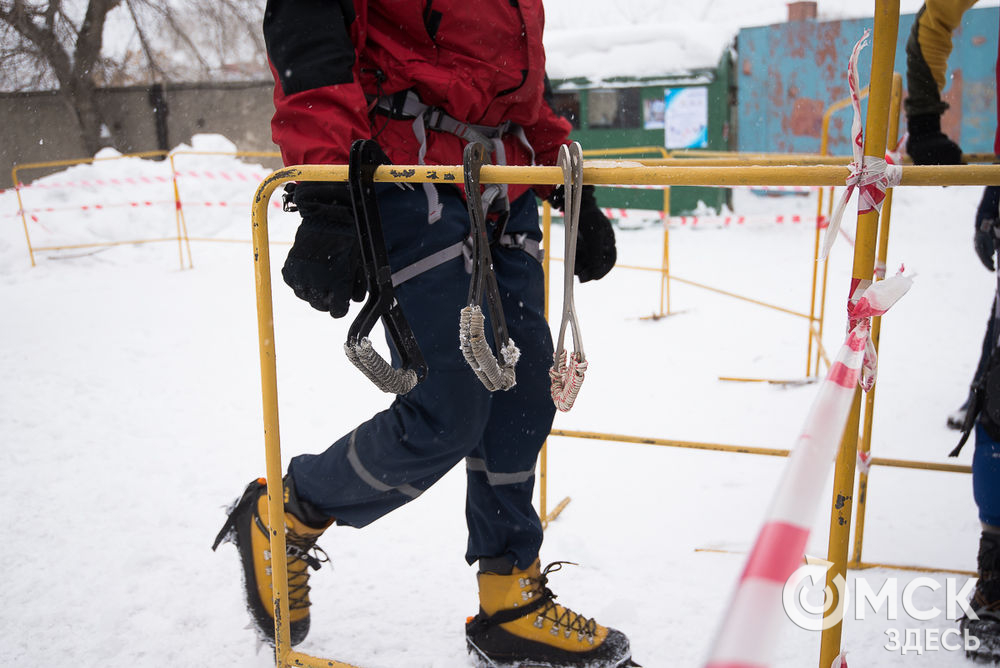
[736,6,998,156]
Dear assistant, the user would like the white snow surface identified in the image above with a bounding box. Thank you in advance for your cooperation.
[0,132,993,666]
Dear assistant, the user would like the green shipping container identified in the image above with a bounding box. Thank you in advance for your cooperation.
[549,51,735,217]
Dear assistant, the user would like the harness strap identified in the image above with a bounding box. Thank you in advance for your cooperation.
[374,90,535,223]
[411,114,444,223]
[390,233,542,287]
[372,90,541,287]
[480,137,510,222]
[375,91,510,143]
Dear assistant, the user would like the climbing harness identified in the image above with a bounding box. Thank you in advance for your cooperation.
[549,142,588,412]
[344,139,428,394]
[371,89,534,224]
[459,141,519,392]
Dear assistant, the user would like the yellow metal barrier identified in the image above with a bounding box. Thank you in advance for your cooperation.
[250,167,361,668]
[539,200,569,527]
[11,150,178,267]
[851,73,903,571]
[168,150,283,257]
[249,152,1000,666]
[549,428,971,475]
[12,149,288,270]
[820,4,899,665]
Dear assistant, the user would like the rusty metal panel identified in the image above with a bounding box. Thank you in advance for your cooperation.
[737,6,997,156]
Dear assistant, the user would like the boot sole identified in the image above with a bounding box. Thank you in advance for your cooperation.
[467,637,639,668]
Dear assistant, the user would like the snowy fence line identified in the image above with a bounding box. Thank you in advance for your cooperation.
[7,151,301,268]
[8,150,826,272]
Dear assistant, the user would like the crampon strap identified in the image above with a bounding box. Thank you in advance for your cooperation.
[460,141,519,392]
[549,142,587,411]
[345,139,428,394]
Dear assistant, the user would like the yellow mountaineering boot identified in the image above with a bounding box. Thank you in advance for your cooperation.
[212,477,332,646]
[466,560,637,667]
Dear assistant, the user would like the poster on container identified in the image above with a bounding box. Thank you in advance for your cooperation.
[664,86,708,149]
[643,97,665,129]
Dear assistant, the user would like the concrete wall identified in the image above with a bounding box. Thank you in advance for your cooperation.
[0,81,284,189]
[735,6,998,156]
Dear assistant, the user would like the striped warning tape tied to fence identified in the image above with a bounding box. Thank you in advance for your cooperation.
[703,273,911,668]
[820,30,901,261]
[703,29,912,667]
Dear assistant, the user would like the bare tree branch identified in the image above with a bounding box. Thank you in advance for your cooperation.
[124,0,162,81]
[0,0,269,151]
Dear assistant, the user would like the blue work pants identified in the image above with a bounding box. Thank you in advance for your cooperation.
[288,185,555,569]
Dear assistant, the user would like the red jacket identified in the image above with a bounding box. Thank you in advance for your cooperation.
[264,0,572,202]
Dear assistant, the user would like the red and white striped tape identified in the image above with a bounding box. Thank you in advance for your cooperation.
[10,169,270,192]
[174,169,270,182]
[7,198,285,220]
[547,208,815,227]
[12,175,173,190]
[605,184,818,194]
[663,213,806,226]
[820,31,902,260]
[704,272,912,668]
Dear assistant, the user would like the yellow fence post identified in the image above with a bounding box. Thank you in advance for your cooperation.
[251,168,297,666]
[819,3,900,666]
[852,72,903,568]
[808,184,824,376]
[540,200,551,527]
[167,153,194,270]
[660,186,672,316]
[539,197,573,527]
[12,165,37,267]
[250,166,360,668]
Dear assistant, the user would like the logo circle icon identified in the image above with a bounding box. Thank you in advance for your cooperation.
[782,564,849,631]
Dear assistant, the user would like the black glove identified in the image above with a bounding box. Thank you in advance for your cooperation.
[281,182,366,318]
[548,185,617,282]
[905,113,964,165]
[975,186,1000,271]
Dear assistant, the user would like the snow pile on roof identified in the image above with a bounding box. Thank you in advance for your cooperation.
[542,0,935,81]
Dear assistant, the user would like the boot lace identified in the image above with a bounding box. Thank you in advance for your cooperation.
[285,529,329,612]
[524,561,600,643]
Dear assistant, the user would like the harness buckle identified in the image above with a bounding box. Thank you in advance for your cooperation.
[281,183,298,213]
[424,107,447,131]
[502,232,528,251]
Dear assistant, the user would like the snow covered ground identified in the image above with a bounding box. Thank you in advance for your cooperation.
[0,134,993,667]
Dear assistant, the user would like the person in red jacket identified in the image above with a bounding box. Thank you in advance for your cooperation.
[213,2,636,666]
